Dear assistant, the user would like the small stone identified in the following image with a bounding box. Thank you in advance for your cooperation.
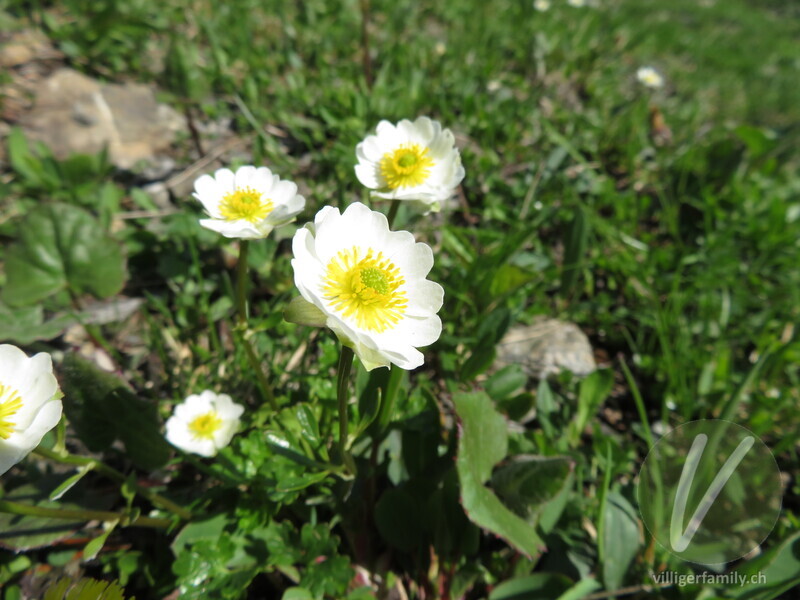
[141,182,172,209]
[19,68,185,170]
[496,318,596,379]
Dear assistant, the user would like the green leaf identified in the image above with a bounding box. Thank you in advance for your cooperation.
[536,379,558,441]
[490,455,575,534]
[461,308,512,381]
[60,354,120,452]
[734,125,776,160]
[83,520,119,561]
[600,492,640,591]
[555,578,602,600]
[453,391,544,557]
[110,388,171,471]
[275,471,331,493]
[43,577,129,600]
[281,589,315,600]
[0,302,74,344]
[7,128,48,187]
[560,204,589,297]
[456,392,508,482]
[375,487,427,552]
[486,365,527,401]
[60,355,170,469]
[489,264,532,297]
[568,369,614,447]
[49,465,94,501]
[295,405,322,446]
[3,203,126,307]
[429,468,480,559]
[171,513,229,557]
[726,531,800,600]
[489,573,572,600]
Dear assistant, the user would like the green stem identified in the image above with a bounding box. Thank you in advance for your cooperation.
[619,357,662,553]
[54,415,66,454]
[337,346,355,472]
[33,447,192,521]
[234,240,279,411]
[236,240,250,323]
[240,332,278,411]
[0,499,171,529]
[619,358,654,450]
[387,199,401,228]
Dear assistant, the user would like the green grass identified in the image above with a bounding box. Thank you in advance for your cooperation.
[1,0,799,598]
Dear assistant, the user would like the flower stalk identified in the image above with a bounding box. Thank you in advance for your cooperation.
[387,199,400,227]
[336,346,356,475]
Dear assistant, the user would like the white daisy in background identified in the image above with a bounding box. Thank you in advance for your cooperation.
[567,0,588,6]
[637,66,665,89]
[192,166,306,239]
[0,344,62,476]
[292,203,444,371]
[534,0,551,11]
[355,116,465,213]
[165,391,244,457]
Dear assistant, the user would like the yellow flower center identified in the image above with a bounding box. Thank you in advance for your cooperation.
[188,411,223,440]
[323,246,408,332]
[380,143,435,190]
[0,383,23,440]
[219,187,274,222]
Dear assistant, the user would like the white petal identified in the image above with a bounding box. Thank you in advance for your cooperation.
[192,175,225,218]
[175,393,213,421]
[199,218,268,240]
[233,166,259,189]
[0,344,28,388]
[356,136,386,163]
[414,116,436,141]
[270,180,298,204]
[212,168,236,193]
[214,394,245,420]
[251,167,277,194]
[394,313,442,347]
[387,238,434,279]
[0,398,62,476]
[403,280,445,316]
[355,163,381,189]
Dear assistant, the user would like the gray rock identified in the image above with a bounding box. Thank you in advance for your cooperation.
[19,68,184,169]
[496,318,596,379]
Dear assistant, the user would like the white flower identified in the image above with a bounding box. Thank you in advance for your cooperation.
[0,345,62,476]
[355,116,465,213]
[637,66,664,89]
[165,391,244,457]
[534,0,550,11]
[192,166,306,239]
[292,203,444,371]
[567,0,588,6]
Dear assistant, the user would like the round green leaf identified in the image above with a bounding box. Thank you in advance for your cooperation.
[3,203,125,307]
